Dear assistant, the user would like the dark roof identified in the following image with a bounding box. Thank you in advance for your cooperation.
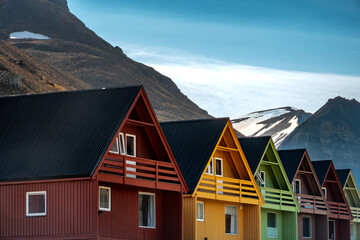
[0,86,141,182]
[238,136,271,173]
[337,169,351,187]
[277,149,306,183]
[312,160,332,185]
[160,118,228,193]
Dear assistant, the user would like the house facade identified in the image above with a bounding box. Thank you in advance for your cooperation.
[312,160,353,240]
[278,149,329,240]
[161,118,264,240]
[239,137,299,240]
[0,86,187,240]
[337,169,360,240]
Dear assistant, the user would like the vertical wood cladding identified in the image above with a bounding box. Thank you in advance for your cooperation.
[98,182,182,240]
[0,179,96,238]
[183,196,196,240]
[243,204,260,240]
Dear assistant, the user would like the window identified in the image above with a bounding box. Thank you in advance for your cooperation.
[99,186,111,211]
[267,212,277,238]
[322,187,327,199]
[126,134,136,157]
[215,158,223,176]
[26,191,46,216]
[303,216,312,238]
[139,192,155,228]
[205,158,213,175]
[109,138,119,154]
[294,179,301,194]
[197,202,204,221]
[119,133,125,155]
[259,171,266,187]
[329,220,335,240]
[225,205,237,235]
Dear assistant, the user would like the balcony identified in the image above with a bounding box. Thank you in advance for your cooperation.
[97,154,182,192]
[295,194,328,215]
[196,175,260,205]
[259,187,297,211]
[328,201,352,220]
[351,207,360,222]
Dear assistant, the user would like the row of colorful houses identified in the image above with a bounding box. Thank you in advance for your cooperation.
[0,86,359,240]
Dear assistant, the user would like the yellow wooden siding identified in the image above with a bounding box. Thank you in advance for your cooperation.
[214,150,240,179]
[184,195,196,240]
[243,204,261,240]
[196,198,244,240]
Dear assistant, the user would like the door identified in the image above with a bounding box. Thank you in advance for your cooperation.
[329,220,335,240]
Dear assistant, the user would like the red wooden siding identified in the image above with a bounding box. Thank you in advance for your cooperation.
[98,182,182,240]
[0,179,96,239]
[297,213,328,240]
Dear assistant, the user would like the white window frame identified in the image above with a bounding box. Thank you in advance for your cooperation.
[197,201,204,221]
[295,179,301,194]
[99,186,111,211]
[225,205,238,235]
[322,187,327,199]
[329,220,336,240]
[126,134,136,157]
[215,157,223,177]
[109,137,120,154]
[267,212,278,238]
[303,215,312,239]
[259,171,266,187]
[26,191,46,217]
[119,132,125,155]
[139,192,156,229]
[205,158,214,175]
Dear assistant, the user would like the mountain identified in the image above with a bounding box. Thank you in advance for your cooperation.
[0,0,210,121]
[231,107,312,146]
[0,39,90,95]
[280,97,360,182]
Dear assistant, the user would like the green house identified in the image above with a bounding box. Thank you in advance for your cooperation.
[337,169,360,240]
[239,136,299,240]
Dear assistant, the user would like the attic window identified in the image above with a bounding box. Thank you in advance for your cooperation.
[205,159,213,175]
[294,179,301,194]
[26,191,46,217]
[109,138,119,154]
[259,171,265,187]
[322,187,327,199]
[119,133,125,155]
[126,134,136,157]
[215,158,223,177]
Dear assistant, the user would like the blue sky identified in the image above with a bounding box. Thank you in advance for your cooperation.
[68,0,360,117]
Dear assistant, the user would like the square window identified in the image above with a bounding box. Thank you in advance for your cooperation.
[303,216,312,238]
[267,212,277,238]
[197,202,204,221]
[119,133,125,155]
[139,193,155,228]
[215,158,223,176]
[26,191,46,216]
[225,205,237,234]
[99,187,111,211]
[126,134,136,157]
[205,159,213,175]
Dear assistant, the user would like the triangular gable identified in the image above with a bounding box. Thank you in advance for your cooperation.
[93,87,188,193]
[339,170,360,208]
[194,120,265,205]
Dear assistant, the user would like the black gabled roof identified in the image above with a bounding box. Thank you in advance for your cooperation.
[337,169,351,187]
[160,118,228,193]
[312,160,332,185]
[277,149,306,183]
[238,136,271,173]
[0,86,141,182]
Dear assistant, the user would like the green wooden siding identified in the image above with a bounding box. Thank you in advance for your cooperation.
[260,208,297,240]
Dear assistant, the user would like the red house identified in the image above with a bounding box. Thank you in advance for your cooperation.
[313,160,353,240]
[0,86,187,239]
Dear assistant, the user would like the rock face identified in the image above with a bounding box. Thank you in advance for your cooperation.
[280,97,360,183]
[0,0,210,121]
[232,107,312,146]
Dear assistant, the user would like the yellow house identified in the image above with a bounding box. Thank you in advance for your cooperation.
[161,118,264,240]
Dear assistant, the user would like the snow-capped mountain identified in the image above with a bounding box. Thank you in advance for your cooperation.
[231,107,312,146]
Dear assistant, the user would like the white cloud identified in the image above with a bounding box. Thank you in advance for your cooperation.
[122,45,360,118]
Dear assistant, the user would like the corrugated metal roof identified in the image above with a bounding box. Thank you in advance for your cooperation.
[337,169,351,187]
[277,149,306,183]
[312,160,332,185]
[160,118,228,193]
[238,136,271,173]
[0,86,141,182]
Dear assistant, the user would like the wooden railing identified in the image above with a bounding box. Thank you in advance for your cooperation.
[295,194,328,215]
[98,154,181,191]
[351,207,360,222]
[328,201,352,219]
[259,187,296,210]
[196,175,260,204]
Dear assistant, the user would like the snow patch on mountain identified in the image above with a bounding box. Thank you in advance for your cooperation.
[10,31,50,40]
